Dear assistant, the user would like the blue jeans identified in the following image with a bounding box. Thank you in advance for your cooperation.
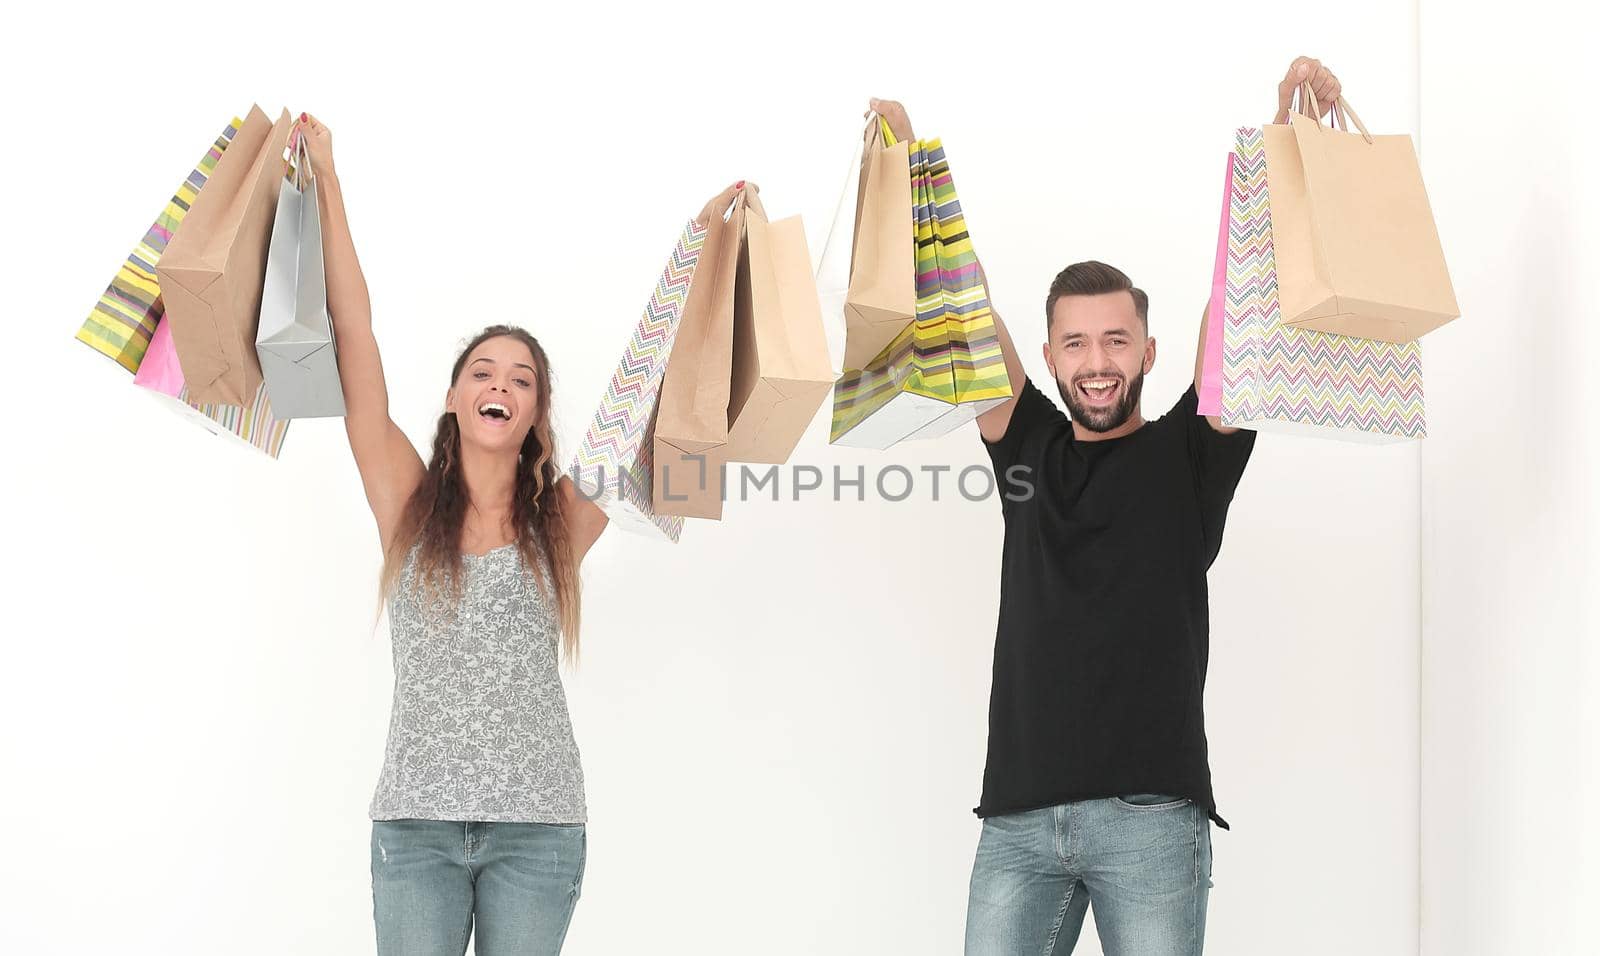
[964,795,1213,956]
[371,820,586,956]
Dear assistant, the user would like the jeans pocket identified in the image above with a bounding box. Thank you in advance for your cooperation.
[1111,793,1192,811]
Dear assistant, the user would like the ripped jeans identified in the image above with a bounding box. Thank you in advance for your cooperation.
[371,820,586,956]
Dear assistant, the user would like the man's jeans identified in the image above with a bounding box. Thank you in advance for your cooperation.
[965,795,1213,955]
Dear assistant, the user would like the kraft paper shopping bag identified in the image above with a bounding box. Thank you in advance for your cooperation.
[1264,86,1458,343]
[157,105,295,404]
[652,184,746,520]
[722,191,833,464]
[839,115,916,371]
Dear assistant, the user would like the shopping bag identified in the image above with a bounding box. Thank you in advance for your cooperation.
[839,115,916,371]
[569,219,712,542]
[134,316,290,457]
[918,141,1012,438]
[75,120,241,372]
[1220,127,1426,443]
[830,137,1011,448]
[722,189,833,464]
[1264,86,1458,342]
[1197,153,1233,416]
[256,131,344,418]
[652,185,746,520]
[156,105,295,405]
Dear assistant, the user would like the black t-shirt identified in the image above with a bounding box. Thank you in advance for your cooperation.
[978,377,1256,828]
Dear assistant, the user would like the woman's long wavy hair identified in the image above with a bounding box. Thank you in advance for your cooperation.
[378,325,582,660]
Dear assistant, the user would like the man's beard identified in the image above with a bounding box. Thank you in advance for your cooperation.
[1055,367,1146,433]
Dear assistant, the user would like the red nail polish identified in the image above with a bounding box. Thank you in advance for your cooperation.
[300,112,308,123]
[735,180,745,190]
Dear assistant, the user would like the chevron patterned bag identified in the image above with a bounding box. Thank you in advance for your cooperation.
[1220,127,1426,443]
[569,219,711,542]
[829,137,1011,448]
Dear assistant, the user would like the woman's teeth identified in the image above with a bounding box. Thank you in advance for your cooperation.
[478,402,510,421]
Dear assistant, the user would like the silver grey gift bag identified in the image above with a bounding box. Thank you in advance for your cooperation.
[255,132,345,418]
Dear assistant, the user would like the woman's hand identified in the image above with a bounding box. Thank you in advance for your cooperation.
[294,112,336,179]
[696,181,747,227]
[1274,57,1342,124]
[868,97,914,143]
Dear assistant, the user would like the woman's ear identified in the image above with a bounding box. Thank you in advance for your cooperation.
[444,386,456,414]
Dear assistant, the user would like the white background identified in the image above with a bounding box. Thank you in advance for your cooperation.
[1417,2,1600,954]
[0,1,1586,954]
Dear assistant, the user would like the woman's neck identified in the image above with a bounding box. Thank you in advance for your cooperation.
[459,442,519,526]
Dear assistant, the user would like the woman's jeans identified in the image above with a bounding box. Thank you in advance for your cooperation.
[371,820,586,956]
[964,795,1213,955]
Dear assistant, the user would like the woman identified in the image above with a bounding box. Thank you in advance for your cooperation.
[298,111,623,955]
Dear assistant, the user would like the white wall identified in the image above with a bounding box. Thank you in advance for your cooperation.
[1418,3,1600,954]
[1,2,1423,953]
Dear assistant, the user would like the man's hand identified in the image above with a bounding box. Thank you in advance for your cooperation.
[868,98,914,143]
[1274,57,1342,125]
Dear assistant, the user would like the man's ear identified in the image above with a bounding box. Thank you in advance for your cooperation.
[1143,335,1157,375]
[1042,341,1054,377]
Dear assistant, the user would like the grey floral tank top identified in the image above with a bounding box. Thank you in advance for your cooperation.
[369,543,586,824]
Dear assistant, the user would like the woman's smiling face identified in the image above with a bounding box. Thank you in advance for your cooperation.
[447,335,541,453]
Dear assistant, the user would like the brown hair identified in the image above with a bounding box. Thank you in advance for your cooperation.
[1045,261,1149,334]
[378,325,582,660]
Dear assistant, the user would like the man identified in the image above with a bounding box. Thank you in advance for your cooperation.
[873,55,1344,956]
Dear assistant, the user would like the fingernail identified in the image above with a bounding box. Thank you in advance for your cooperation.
[735,180,745,190]
[300,112,308,123]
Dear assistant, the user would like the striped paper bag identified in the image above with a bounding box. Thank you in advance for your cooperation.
[911,140,1011,439]
[1220,127,1425,443]
[133,316,290,457]
[830,138,1011,448]
[570,220,711,542]
[75,120,241,372]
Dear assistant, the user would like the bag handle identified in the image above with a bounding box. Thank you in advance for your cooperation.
[878,114,899,147]
[736,181,767,221]
[286,124,312,190]
[1297,82,1375,145]
[862,111,901,149]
